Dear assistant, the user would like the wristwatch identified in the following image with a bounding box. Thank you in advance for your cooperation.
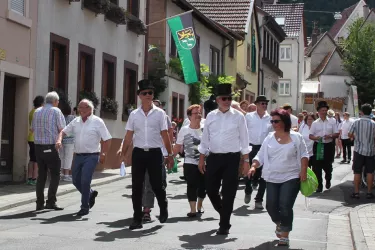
[168,153,173,157]
[244,159,250,163]
[101,152,106,156]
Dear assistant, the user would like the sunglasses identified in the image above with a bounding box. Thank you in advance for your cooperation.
[270,120,281,124]
[260,102,268,106]
[221,96,232,101]
[140,91,154,96]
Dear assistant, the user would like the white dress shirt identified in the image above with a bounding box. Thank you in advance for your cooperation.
[309,118,339,143]
[63,115,112,153]
[245,111,272,145]
[198,107,250,155]
[340,119,353,139]
[298,123,314,156]
[290,114,298,128]
[125,104,168,149]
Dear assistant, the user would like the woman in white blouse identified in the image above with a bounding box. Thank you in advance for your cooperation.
[248,109,309,247]
[298,113,316,167]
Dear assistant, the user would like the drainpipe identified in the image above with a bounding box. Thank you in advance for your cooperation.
[221,38,231,75]
[296,38,300,113]
[143,0,150,79]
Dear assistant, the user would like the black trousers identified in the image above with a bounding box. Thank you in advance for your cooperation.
[341,139,352,161]
[35,144,61,206]
[244,145,266,201]
[132,147,167,222]
[205,152,240,230]
[312,142,335,189]
[183,163,206,202]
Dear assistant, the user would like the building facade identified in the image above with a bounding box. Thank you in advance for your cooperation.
[0,0,38,182]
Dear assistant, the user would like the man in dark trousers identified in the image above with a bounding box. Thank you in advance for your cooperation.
[118,80,174,230]
[198,84,250,235]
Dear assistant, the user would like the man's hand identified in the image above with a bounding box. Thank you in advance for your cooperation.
[247,166,256,179]
[198,159,206,174]
[55,141,62,150]
[242,161,250,177]
[323,134,332,140]
[99,154,106,164]
[300,170,307,182]
[167,156,174,170]
[163,157,169,166]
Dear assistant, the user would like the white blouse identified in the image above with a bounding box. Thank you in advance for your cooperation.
[298,123,314,157]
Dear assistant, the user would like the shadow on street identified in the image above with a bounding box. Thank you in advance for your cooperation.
[179,229,237,249]
[30,212,88,224]
[163,216,218,224]
[239,240,302,250]
[168,179,186,185]
[232,205,267,217]
[94,225,163,242]
[0,210,50,220]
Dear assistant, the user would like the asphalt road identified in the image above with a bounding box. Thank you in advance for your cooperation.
[0,160,358,250]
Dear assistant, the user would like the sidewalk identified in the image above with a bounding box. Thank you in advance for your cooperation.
[350,203,375,250]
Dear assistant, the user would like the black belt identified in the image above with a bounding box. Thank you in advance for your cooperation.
[134,147,161,152]
[250,144,261,147]
[35,144,55,147]
[76,152,100,156]
[210,152,240,156]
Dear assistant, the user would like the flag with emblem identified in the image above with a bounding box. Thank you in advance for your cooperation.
[167,12,200,84]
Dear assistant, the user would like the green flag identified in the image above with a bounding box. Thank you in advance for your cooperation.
[167,12,200,84]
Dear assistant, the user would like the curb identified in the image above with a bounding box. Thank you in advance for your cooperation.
[349,204,371,250]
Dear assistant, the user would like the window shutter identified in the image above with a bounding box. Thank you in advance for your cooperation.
[11,0,25,16]
[251,35,256,72]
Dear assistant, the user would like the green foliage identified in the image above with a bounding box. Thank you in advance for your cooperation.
[51,88,71,110]
[79,90,100,110]
[101,96,119,115]
[342,18,375,104]
[148,45,168,99]
[168,57,184,79]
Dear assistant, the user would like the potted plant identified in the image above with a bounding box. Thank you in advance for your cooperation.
[105,3,126,25]
[79,90,100,110]
[125,12,147,35]
[84,0,111,15]
[101,96,118,120]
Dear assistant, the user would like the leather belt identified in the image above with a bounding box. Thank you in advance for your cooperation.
[75,152,100,156]
[135,147,160,152]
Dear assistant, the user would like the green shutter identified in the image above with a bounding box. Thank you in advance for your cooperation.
[251,34,256,73]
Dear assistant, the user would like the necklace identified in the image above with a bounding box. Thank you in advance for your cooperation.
[277,137,281,142]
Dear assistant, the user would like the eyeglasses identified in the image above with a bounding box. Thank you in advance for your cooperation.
[221,96,232,101]
[270,120,281,124]
[260,102,268,106]
[140,91,154,96]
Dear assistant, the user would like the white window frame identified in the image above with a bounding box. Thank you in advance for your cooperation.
[280,45,292,61]
[279,80,291,96]
[7,0,31,28]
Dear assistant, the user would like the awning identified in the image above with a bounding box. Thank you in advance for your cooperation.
[300,81,320,94]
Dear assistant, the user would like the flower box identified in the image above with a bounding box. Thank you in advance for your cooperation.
[101,110,117,120]
[105,3,126,25]
[84,0,110,15]
[126,13,147,35]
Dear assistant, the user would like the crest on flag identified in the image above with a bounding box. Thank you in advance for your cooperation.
[176,27,196,50]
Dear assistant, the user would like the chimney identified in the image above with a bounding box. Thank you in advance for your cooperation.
[364,4,369,17]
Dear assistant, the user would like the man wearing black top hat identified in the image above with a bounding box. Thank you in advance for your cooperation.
[243,95,272,209]
[118,79,174,229]
[198,84,250,235]
[309,101,339,192]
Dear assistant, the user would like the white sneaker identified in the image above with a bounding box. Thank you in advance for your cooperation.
[255,202,264,210]
[63,176,72,182]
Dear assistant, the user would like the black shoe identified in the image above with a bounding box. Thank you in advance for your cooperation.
[45,204,64,210]
[216,228,229,235]
[340,160,346,164]
[129,220,143,230]
[159,208,168,223]
[326,181,331,189]
[179,176,186,180]
[347,160,351,164]
[77,209,89,216]
[316,187,323,193]
[36,204,44,211]
[89,190,98,209]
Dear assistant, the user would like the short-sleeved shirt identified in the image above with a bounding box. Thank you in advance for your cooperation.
[349,116,375,156]
[340,119,353,139]
[63,115,112,153]
[125,104,168,149]
[28,109,36,142]
[32,104,66,145]
[176,126,203,165]
[309,118,339,143]
[62,115,76,144]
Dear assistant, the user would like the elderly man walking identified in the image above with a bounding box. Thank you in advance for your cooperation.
[32,91,66,211]
[56,99,112,216]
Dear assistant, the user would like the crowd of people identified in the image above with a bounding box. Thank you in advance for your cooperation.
[27,79,375,248]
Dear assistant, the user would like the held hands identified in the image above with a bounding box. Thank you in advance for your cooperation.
[55,141,62,150]
[198,159,206,174]
[247,166,256,179]
[242,161,250,177]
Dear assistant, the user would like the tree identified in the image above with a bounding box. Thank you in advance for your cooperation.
[342,18,375,105]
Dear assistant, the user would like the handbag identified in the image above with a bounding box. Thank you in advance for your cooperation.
[300,167,318,197]
[316,138,324,160]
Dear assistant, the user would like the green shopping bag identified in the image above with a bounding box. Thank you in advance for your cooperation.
[300,167,319,197]
[316,138,324,161]
[168,158,178,174]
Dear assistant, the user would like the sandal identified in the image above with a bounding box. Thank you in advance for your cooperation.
[187,212,197,217]
[366,193,375,199]
[351,193,360,199]
[275,224,282,238]
[198,208,205,214]
[142,212,151,222]
[278,237,289,247]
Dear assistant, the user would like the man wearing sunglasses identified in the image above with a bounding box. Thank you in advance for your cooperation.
[243,95,272,210]
[198,84,250,235]
[118,80,173,230]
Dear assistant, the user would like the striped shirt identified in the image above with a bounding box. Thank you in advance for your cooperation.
[32,104,66,145]
[349,116,375,156]
[62,115,75,144]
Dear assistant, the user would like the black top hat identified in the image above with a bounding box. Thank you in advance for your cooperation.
[216,84,233,96]
[137,79,154,94]
[254,95,269,103]
[317,101,329,111]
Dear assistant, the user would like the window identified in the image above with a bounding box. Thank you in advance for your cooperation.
[209,46,220,75]
[247,44,251,68]
[11,0,25,16]
[279,80,291,96]
[172,92,178,119]
[251,34,257,72]
[77,44,95,97]
[123,60,138,114]
[280,45,292,61]
[102,53,117,99]
[178,94,185,119]
[229,41,234,58]
[170,33,177,57]
[49,33,69,93]
[263,30,267,58]
[266,33,270,60]
[127,0,139,17]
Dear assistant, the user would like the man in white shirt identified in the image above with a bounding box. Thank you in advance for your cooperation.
[198,84,250,235]
[309,101,339,193]
[282,103,298,130]
[244,95,272,209]
[340,112,354,164]
[56,99,112,216]
[118,80,174,230]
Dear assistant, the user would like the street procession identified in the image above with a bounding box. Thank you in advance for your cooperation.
[1,0,375,249]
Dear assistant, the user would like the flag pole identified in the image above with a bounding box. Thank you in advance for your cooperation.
[146,9,194,27]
